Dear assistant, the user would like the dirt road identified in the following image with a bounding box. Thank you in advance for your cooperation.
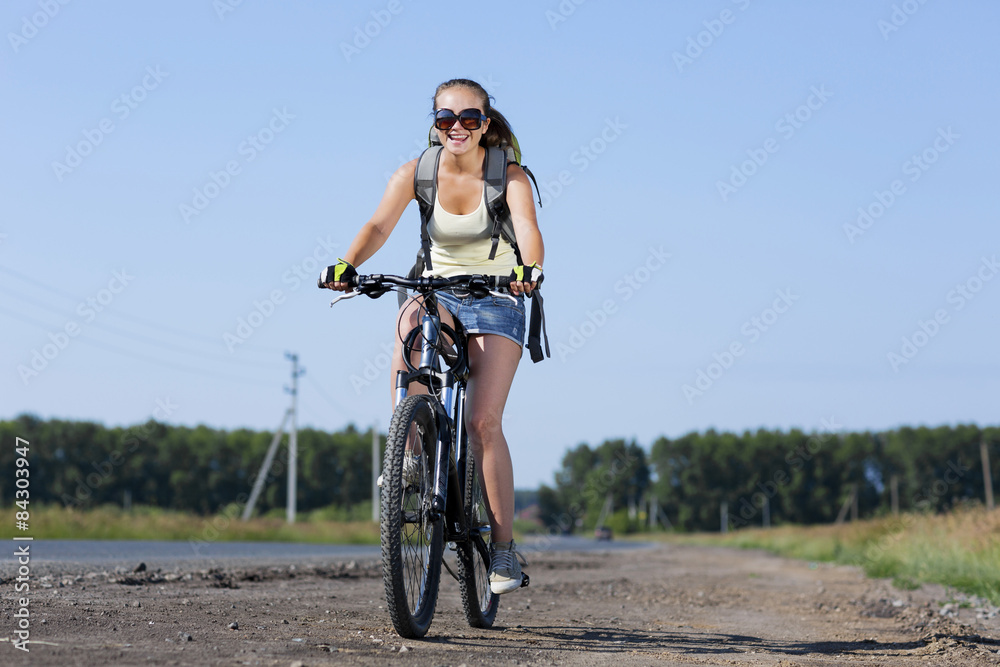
[4,542,999,666]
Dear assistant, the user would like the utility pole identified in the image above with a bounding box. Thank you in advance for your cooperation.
[836,484,858,525]
[890,474,899,516]
[286,353,304,524]
[242,408,292,521]
[982,438,995,512]
[242,354,304,523]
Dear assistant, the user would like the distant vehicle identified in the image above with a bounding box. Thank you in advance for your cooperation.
[594,526,613,541]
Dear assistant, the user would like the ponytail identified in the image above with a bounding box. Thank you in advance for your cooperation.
[482,107,521,163]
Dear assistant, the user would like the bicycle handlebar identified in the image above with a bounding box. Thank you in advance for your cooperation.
[319,270,542,299]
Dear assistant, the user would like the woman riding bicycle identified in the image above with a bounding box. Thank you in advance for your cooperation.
[321,78,543,595]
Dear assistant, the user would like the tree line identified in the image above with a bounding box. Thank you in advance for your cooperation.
[3,414,997,532]
[0,414,378,518]
[538,424,999,533]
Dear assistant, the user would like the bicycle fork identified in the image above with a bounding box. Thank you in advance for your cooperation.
[393,312,467,540]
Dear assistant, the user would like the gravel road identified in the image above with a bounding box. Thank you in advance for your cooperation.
[3,540,999,666]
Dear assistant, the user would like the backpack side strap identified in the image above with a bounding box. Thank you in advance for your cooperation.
[527,290,550,363]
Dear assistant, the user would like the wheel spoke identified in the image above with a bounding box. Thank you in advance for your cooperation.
[381,396,442,638]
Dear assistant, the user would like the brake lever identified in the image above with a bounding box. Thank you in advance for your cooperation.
[329,290,361,307]
[489,289,518,304]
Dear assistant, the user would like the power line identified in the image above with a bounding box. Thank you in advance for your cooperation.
[0,304,277,387]
[0,265,286,357]
[306,373,353,419]
[0,286,283,370]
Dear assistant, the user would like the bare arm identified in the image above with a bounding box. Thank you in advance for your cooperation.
[506,164,544,295]
[323,160,417,290]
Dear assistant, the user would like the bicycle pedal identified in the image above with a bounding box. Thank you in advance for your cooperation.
[520,573,530,588]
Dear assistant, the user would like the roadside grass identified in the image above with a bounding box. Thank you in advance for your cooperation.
[0,504,380,545]
[666,506,1000,605]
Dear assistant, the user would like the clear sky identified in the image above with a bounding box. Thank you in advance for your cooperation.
[2,1,998,489]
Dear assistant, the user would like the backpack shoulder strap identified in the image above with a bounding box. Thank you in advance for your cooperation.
[414,145,442,271]
[483,146,522,262]
[483,145,508,209]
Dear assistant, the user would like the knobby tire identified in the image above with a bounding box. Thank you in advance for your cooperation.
[381,395,443,638]
[456,438,499,628]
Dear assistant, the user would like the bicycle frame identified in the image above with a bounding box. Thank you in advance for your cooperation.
[393,291,472,542]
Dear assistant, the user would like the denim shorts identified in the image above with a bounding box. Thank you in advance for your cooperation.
[435,289,526,348]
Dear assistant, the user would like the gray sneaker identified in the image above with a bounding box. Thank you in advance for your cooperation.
[488,540,523,594]
[402,453,420,485]
[376,453,420,488]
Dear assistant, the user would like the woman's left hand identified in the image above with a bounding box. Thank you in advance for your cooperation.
[509,263,543,296]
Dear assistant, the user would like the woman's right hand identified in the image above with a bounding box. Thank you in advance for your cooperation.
[318,259,357,291]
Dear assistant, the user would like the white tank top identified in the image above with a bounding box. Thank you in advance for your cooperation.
[422,191,517,278]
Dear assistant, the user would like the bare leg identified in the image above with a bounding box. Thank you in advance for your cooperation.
[464,334,521,545]
[390,296,456,455]
[390,295,456,407]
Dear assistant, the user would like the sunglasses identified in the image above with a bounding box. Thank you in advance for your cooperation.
[434,108,488,131]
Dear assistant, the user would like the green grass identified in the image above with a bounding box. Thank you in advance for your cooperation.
[1,504,380,545]
[666,506,1000,605]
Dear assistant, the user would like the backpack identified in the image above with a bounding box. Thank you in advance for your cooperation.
[399,128,549,362]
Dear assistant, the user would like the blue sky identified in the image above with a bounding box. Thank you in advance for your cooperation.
[2,1,998,489]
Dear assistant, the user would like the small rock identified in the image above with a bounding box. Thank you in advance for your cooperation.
[281,619,289,624]
[133,562,147,573]
[228,622,239,630]
[399,645,410,653]
[291,662,305,667]
[179,632,193,642]
[132,601,141,608]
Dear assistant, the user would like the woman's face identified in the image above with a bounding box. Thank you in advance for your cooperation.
[434,87,489,156]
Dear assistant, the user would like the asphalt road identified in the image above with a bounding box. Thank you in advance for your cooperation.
[2,535,651,576]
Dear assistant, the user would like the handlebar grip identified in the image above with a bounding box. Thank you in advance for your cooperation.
[317,266,331,289]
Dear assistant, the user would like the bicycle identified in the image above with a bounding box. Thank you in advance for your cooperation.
[324,272,531,638]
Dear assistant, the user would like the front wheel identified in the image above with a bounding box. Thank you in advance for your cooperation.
[457,452,499,628]
[381,395,443,638]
